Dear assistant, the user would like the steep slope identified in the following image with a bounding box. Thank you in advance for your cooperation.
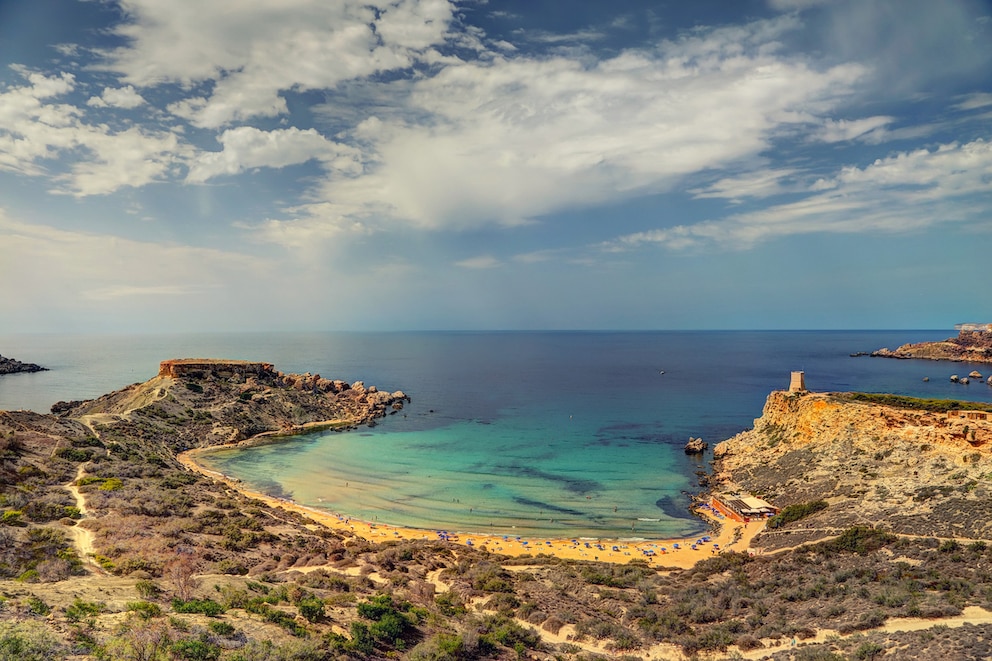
[714,390,992,549]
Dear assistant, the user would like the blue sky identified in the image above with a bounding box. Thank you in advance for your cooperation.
[0,0,990,333]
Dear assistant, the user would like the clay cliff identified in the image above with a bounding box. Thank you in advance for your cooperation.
[873,329,992,364]
[713,390,992,548]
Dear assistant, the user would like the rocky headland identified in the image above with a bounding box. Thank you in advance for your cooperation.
[0,353,47,375]
[3,361,992,660]
[714,389,992,550]
[872,327,992,364]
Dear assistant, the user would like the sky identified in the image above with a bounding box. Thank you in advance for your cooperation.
[0,0,990,333]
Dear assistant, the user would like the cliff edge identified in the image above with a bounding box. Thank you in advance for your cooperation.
[714,390,992,549]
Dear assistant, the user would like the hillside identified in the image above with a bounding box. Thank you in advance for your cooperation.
[3,363,992,660]
[714,390,992,550]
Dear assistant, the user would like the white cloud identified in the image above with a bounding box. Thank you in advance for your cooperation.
[691,169,799,201]
[608,139,992,251]
[813,116,893,143]
[186,127,361,183]
[100,0,456,128]
[455,255,501,269]
[288,16,868,234]
[86,85,146,109]
[0,69,186,194]
[954,92,992,111]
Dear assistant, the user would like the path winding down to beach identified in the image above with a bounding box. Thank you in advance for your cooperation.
[64,464,102,573]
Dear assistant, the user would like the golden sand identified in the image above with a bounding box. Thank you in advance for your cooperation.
[178,442,764,568]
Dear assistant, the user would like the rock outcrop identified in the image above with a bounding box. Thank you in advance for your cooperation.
[683,437,708,454]
[873,329,992,364]
[713,389,992,546]
[0,354,47,375]
[57,358,410,451]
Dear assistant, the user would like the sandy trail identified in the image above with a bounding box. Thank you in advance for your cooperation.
[64,464,103,572]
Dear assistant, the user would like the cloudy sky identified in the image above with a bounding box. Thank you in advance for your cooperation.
[1,0,990,333]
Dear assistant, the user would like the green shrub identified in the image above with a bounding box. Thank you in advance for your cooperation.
[0,621,65,660]
[170,638,221,661]
[25,597,49,615]
[1,510,25,526]
[767,500,828,529]
[298,596,325,623]
[171,599,225,616]
[126,601,162,619]
[98,478,123,491]
[65,598,105,622]
[207,621,235,636]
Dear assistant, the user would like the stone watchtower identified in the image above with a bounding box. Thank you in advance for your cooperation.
[789,371,807,393]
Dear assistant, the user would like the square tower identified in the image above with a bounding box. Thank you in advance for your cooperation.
[789,371,806,393]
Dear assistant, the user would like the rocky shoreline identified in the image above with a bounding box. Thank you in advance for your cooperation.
[0,353,48,375]
[872,328,992,364]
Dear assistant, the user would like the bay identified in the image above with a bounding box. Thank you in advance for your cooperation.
[2,330,989,539]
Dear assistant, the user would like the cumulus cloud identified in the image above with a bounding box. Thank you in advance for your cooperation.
[0,69,186,194]
[100,0,456,128]
[186,127,362,183]
[86,85,146,109]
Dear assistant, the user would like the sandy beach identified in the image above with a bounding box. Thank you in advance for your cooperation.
[178,440,765,568]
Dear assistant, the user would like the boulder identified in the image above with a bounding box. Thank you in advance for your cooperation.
[684,437,708,454]
[969,370,983,379]
[950,375,960,383]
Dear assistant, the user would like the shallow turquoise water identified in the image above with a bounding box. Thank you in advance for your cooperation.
[199,411,706,540]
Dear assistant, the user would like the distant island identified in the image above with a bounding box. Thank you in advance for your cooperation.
[872,323,992,364]
[0,353,48,375]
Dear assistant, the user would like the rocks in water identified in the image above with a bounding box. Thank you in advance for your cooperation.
[922,377,929,382]
[0,354,47,375]
[950,375,960,383]
[988,375,992,386]
[969,370,983,379]
[684,437,708,454]
[961,377,971,384]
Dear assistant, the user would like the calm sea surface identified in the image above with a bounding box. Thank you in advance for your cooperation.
[2,331,989,539]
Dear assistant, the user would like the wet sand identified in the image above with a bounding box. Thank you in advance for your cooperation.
[178,441,765,568]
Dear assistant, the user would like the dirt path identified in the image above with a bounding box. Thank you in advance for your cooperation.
[64,463,103,573]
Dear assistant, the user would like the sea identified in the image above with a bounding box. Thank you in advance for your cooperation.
[2,330,990,541]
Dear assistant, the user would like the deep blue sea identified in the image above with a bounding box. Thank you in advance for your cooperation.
[2,331,989,539]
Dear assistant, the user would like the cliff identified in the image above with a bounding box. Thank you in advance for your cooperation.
[714,390,992,547]
[0,353,47,375]
[873,329,992,364]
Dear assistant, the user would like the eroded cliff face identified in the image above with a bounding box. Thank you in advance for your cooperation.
[714,391,992,546]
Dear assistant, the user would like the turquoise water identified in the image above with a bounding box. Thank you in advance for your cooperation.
[3,330,990,539]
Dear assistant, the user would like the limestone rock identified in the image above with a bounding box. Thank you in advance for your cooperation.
[684,437,708,454]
